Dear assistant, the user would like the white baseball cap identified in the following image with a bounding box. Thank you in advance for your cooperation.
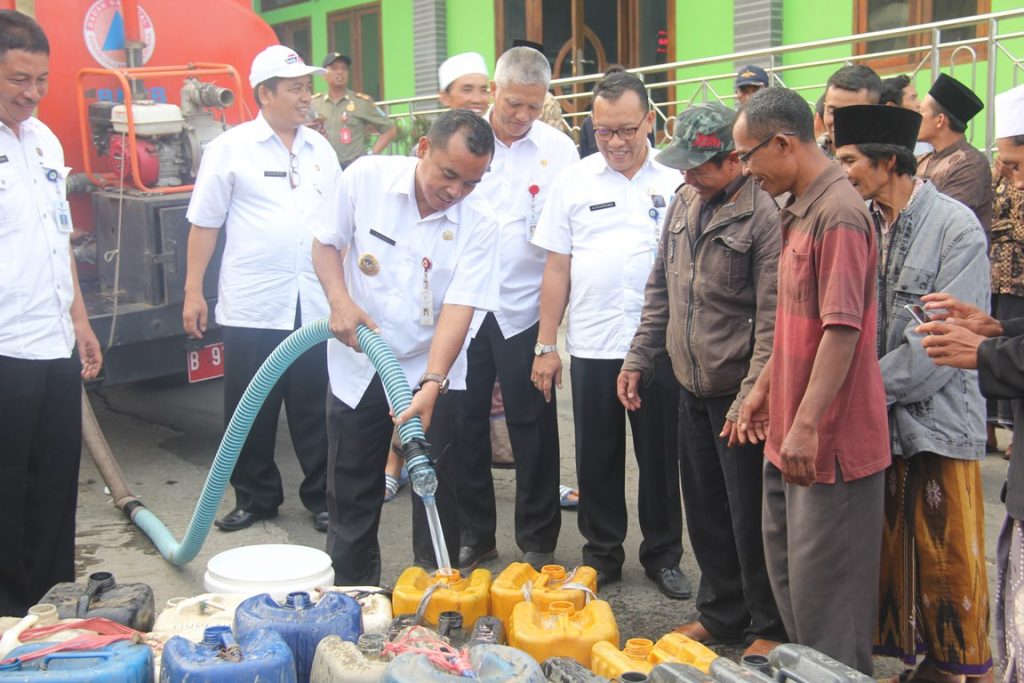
[249,45,326,88]
[438,52,489,92]
[996,84,1024,140]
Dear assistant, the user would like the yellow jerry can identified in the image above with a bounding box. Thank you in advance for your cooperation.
[391,567,491,628]
[491,563,598,633]
[509,599,618,667]
[591,632,719,677]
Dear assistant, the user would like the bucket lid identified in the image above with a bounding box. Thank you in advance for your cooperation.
[206,545,332,587]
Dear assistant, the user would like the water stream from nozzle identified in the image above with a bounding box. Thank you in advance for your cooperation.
[405,447,451,573]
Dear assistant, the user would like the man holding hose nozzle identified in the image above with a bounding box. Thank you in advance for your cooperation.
[311,109,500,585]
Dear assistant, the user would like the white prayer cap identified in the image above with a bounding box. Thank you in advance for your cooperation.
[995,84,1024,139]
[438,52,489,92]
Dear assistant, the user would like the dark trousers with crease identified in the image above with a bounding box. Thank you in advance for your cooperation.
[678,387,785,643]
[222,324,328,515]
[454,314,561,553]
[571,356,683,572]
[326,377,460,585]
[0,354,82,616]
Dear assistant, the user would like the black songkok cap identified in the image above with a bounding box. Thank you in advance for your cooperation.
[512,39,545,53]
[928,73,983,124]
[833,104,923,152]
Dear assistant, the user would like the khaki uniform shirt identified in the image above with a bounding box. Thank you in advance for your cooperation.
[313,90,395,167]
[917,136,994,233]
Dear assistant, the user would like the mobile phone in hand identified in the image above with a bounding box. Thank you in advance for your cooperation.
[905,303,932,325]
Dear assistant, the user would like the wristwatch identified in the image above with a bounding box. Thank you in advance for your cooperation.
[534,342,558,356]
[417,372,449,394]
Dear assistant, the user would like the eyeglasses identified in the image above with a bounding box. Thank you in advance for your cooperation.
[288,152,301,189]
[593,117,647,141]
[738,131,796,165]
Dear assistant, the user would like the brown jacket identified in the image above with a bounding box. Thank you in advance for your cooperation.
[622,175,780,419]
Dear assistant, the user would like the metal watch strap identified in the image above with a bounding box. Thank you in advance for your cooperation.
[418,372,448,394]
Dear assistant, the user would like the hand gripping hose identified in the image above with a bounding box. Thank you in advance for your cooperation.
[126,319,432,566]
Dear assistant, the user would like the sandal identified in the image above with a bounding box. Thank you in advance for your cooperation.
[559,485,579,510]
[384,466,409,503]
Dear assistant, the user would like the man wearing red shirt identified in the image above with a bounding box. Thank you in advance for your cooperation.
[733,87,890,676]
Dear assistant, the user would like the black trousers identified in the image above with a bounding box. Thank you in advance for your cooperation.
[570,356,683,572]
[678,387,785,643]
[454,314,561,552]
[222,325,328,515]
[325,377,460,585]
[0,354,82,616]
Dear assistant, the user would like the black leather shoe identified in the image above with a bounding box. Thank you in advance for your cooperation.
[595,568,622,589]
[313,511,329,532]
[522,551,554,571]
[213,507,277,532]
[458,545,498,572]
[645,566,692,599]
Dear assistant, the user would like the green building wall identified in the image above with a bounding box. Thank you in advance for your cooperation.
[255,1,1024,144]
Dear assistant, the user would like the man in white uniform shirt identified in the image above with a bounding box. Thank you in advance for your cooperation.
[532,72,690,598]
[183,45,340,533]
[452,46,579,572]
[312,109,500,585]
[0,10,103,616]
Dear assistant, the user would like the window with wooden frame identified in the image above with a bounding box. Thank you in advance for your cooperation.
[327,3,384,99]
[261,0,306,10]
[272,18,313,68]
[493,0,674,114]
[854,0,990,72]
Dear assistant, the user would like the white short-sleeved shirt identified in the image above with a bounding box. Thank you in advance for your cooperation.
[186,113,340,330]
[312,156,500,408]
[474,118,578,338]
[0,117,75,359]
[531,149,680,359]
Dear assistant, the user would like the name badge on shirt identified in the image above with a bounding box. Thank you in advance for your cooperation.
[369,229,396,246]
[54,200,72,234]
[264,171,287,178]
[589,201,616,212]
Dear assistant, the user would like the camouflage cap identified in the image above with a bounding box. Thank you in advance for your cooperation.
[656,102,737,171]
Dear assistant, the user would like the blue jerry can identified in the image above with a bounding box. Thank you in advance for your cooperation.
[234,591,361,683]
[160,626,295,682]
[0,640,152,682]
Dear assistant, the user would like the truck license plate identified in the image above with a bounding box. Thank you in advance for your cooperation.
[186,342,224,383]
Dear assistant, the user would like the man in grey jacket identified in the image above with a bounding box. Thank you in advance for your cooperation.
[834,104,993,683]
[618,102,784,658]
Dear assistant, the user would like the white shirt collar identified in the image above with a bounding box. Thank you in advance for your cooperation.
[584,142,657,177]
[249,111,313,152]
[383,157,463,224]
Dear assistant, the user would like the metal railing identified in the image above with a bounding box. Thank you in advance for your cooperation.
[377,8,1024,156]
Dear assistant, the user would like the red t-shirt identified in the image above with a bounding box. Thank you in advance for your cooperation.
[766,165,890,483]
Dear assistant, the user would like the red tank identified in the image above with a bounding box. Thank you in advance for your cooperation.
[6,0,278,229]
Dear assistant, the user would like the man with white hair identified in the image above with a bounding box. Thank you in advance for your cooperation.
[452,46,578,573]
[438,52,489,115]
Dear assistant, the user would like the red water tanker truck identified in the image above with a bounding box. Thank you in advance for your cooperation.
[3,0,279,383]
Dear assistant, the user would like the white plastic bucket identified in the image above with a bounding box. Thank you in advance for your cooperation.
[204,544,334,600]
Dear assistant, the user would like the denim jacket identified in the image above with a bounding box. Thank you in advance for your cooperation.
[876,180,989,460]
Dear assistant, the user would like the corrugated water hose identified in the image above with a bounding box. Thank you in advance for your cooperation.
[84,319,429,566]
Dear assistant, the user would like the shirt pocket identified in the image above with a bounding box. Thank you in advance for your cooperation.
[710,233,753,295]
[891,266,934,334]
[0,168,19,238]
[782,245,813,304]
[666,215,685,277]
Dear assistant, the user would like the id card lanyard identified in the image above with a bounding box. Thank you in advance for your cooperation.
[648,194,665,266]
[419,256,434,326]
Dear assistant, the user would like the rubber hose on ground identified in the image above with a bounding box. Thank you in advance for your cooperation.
[128,319,417,566]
